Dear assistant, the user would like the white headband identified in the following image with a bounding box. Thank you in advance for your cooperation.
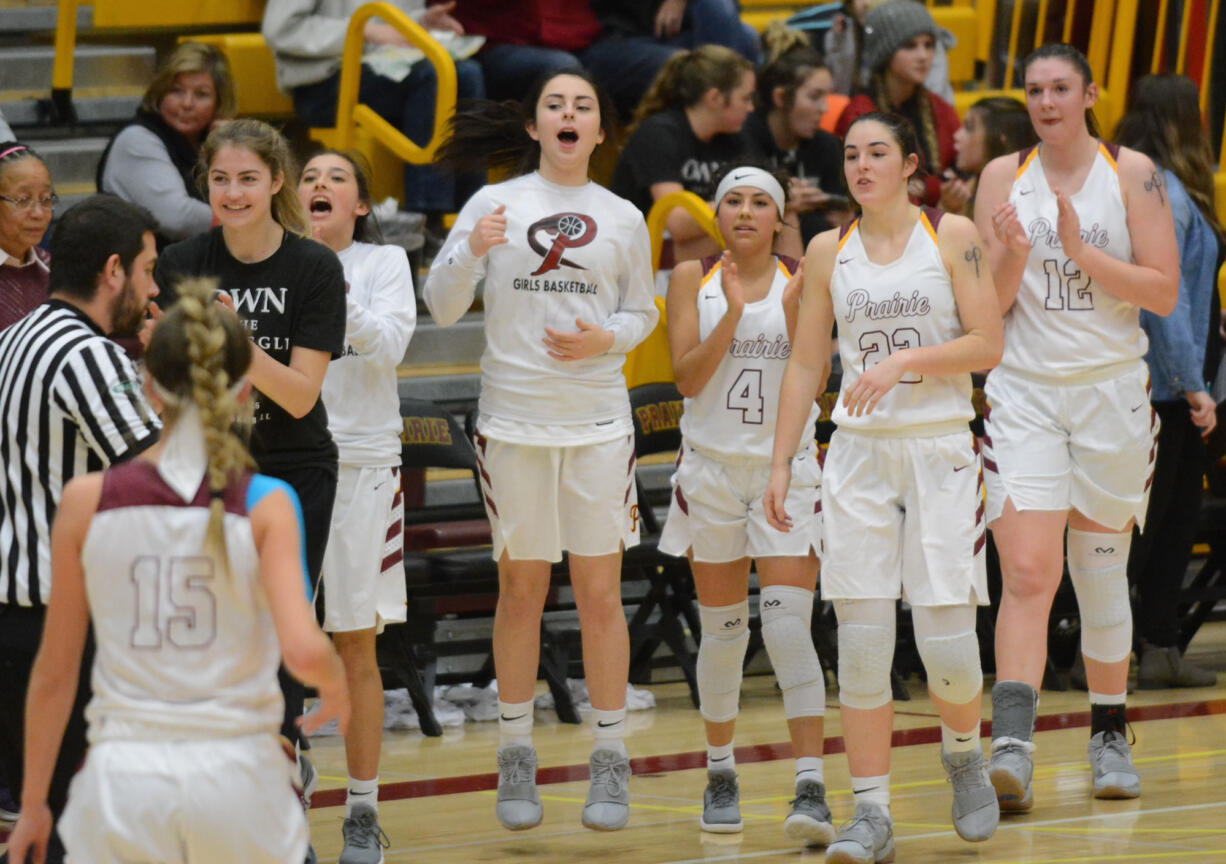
[714,166,786,217]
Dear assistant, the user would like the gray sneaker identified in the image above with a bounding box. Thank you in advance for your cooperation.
[496,745,542,830]
[783,779,834,846]
[582,749,631,831]
[339,803,390,864]
[942,749,999,842]
[825,801,895,864]
[1088,730,1140,799]
[699,770,742,833]
[989,737,1035,812]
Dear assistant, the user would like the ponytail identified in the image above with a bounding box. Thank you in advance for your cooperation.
[631,45,753,132]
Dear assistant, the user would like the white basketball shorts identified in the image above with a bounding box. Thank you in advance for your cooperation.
[659,442,822,562]
[59,735,307,864]
[821,428,988,607]
[474,431,640,562]
[319,464,408,633]
[982,363,1158,530]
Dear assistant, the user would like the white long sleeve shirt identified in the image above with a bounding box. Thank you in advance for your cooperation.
[322,241,417,466]
[424,172,657,444]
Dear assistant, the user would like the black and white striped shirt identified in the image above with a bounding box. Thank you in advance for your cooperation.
[0,300,160,607]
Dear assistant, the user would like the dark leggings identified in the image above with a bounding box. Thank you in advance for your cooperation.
[262,461,337,747]
[1127,401,1205,647]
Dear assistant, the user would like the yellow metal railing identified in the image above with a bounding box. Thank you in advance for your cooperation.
[322,2,455,166]
[645,191,721,273]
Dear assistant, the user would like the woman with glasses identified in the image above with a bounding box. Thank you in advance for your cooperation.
[0,142,55,330]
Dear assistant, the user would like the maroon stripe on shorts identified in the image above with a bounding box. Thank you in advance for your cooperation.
[385,522,401,543]
[975,501,985,524]
[483,493,499,516]
[381,549,404,572]
[973,531,986,555]
[814,500,822,514]
[983,457,999,473]
[624,481,633,506]
[675,486,689,515]
[474,432,487,455]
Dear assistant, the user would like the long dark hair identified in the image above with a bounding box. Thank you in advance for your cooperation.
[969,96,1038,166]
[1022,43,1100,138]
[1115,74,1225,242]
[438,66,616,179]
[846,111,927,177]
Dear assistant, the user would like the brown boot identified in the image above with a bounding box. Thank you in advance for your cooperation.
[1137,641,1217,689]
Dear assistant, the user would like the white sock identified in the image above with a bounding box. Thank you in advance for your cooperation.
[850,774,890,808]
[1088,690,1127,706]
[795,756,823,788]
[346,776,378,817]
[498,699,534,749]
[941,722,980,755]
[707,741,735,772]
[591,706,628,756]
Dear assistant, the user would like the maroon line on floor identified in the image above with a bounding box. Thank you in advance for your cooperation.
[304,697,1226,808]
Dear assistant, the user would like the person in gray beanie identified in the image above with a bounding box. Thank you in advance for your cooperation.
[834,0,962,209]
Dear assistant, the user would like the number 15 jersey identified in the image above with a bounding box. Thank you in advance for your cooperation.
[1003,142,1144,380]
[679,255,820,462]
[830,207,973,436]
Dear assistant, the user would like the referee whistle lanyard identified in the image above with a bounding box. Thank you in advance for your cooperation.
[151,379,245,503]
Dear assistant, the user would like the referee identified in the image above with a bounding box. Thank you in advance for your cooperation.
[0,196,161,864]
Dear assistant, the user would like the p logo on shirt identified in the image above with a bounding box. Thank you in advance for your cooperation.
[527,212,597,276]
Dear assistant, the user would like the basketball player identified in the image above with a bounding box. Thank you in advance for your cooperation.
[659,162,832,845]
[974,43,1178,810]
[425,68,657,832]
[767,112,1004,863]
[5,279,348,864]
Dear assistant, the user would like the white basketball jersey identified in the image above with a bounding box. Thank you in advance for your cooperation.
[1002,142,1145,378]
[680,256,821,462]
[81,461,283,742]
[830,208,973,435]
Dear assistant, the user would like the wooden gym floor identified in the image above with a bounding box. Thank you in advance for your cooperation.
[298,621,1226,864]
[2,624,1223,862]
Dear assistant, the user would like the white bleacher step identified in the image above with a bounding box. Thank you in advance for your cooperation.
[23,136,108,186]
[0,44,155,94]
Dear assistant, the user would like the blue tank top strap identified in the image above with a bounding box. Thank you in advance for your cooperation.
[246,474,313,601]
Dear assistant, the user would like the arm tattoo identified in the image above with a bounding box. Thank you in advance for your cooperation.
[965,245,983,278]
[1144,170,1166,205]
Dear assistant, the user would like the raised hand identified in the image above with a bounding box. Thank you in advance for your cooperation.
[991,201,1031,254]
[543,318,615,361]
[468,204,509,258]
[1053,188,1084,259]
[720,251,745,315]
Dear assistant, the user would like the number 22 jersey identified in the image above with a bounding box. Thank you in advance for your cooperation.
[1003,141,1144,380]
[830,207,973,435]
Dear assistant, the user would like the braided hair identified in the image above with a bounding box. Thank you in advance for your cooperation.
[145,277,254,566]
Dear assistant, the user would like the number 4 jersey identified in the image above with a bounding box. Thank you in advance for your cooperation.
[81,460,291,743]
[830,207,973,436]
[680,255,820,462]
[1004,141,1145,379]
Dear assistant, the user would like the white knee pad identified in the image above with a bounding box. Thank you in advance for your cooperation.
[760,585,825,719]
[834,600,895,710]
[916,629,983,705]
[1067,529,1133,663]
[697,600,750,723]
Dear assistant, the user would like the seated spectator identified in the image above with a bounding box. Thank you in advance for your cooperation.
[825,0,954,101]
[947,95,1035,216]
[834,0,960,208]
[450,0,601,102]
[0,143,52,330]
[264,0,485,228]
[612,45,755,269]
[96,42,235,246]
[1115,74,1223,689]
[586,0,761,119]
[744,23,851,256]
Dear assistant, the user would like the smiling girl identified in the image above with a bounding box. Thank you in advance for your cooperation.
[974,43,1179,812]
[297,149,416,861]
[155,120,347,843]
[427,67,656,833]
[768,112,1003,862]
[660,162,832,845]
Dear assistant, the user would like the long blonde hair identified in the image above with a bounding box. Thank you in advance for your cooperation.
[146,277,255,566]
[199,118,309,236]
[630,45,753,133]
